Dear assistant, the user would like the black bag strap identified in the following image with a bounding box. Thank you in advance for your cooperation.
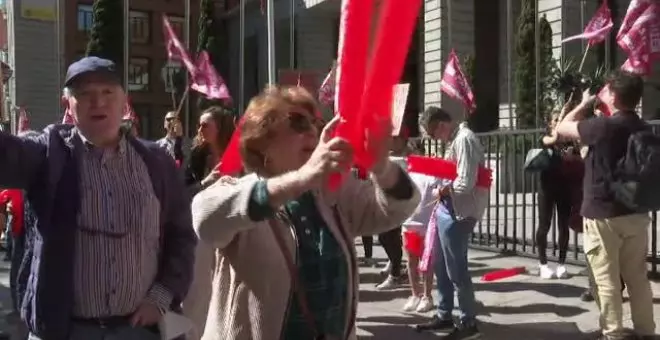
[268,218,323,340]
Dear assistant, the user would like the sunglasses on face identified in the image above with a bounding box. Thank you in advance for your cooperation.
[287,112,316,134]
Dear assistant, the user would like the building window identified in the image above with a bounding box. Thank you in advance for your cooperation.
[167,16,185,40]
[130,11,151,44]
[162,60,184,93]
[77,4,94,33]
[128,58,150,92]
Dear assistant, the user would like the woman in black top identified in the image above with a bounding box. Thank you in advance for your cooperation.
[537,110,584,279]
[185,106,236,194]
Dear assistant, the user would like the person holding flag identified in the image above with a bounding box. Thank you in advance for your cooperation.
[190,86,420,340]
[415,106,488,339]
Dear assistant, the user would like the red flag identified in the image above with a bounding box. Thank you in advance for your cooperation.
[406,155,492,188]
[215,116,244,176]
[17,107,29,133]
[617,3,660,76]
[123,98,138,122]
[440,50,476,113]
[62,108,76,124]
[191,51,231,101]
[318,62,337,107]
[561,1,613,45]
[162,15,197,76]
[617,0,653,41]
[596,84,613,117]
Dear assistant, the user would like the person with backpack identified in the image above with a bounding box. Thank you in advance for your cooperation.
[555,71,655,340]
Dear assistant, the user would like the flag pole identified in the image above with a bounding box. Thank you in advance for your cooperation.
[123,0,130,90]
[290,0,295,69]
[239,0,245,112]
[266,0,276,85]
[184,0,191,136]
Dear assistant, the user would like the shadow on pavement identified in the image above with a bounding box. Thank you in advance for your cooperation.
[359,288,409,303]
[480,302,590,318]
[474,281,586,299]
[357,315,593,340]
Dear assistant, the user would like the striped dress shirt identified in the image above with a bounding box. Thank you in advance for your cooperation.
[72,134,166,318]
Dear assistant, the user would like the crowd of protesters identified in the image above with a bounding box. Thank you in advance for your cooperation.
[0,54,656,340]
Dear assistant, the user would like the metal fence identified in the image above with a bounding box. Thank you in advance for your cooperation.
[422,121,660,276]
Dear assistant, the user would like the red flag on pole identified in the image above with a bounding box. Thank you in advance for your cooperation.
[123,98,138,122]
[617,0,653,41]
[318,62,337,107]
[214,116,244,176]
[596,84,613,117]
[617,3,660,76]
[561,1,613,45]
[440,49,476,113]
[17,107,29,133]
[62,108,76,124]
[162,15,197,76]
[191,51,232,101]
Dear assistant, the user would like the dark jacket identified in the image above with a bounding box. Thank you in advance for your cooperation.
[0,124,197,340]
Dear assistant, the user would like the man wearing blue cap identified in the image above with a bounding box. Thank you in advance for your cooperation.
[0,56,197,340]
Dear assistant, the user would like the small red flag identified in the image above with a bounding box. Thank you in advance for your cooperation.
[214,117,244,176]
[17,107,29,133]
[191,51,232,101]
[122,98,138,122]
[561,1,613,45]
[440,50,476,113]
[617,3,660,76]
[318,62,337,107]
[162,15,197,76]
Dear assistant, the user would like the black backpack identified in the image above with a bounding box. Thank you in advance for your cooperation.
[609,123,660,212]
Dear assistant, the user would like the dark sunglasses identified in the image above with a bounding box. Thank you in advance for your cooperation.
[287,112,316,133]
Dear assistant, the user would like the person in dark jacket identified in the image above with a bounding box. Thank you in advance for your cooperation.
[536,109,583,280]
[0,56,196,340]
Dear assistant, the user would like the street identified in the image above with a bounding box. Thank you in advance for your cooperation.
[355,245,659,340]
[2,246,660,339]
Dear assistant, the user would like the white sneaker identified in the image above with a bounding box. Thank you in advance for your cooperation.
[403,296,421,312]
[380,261,392,276]
[555,265,568,279]
[415,296,434,313]
[376,275,399,290]
[539,264,554,279]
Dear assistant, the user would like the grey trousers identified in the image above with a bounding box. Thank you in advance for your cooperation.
[28,323,160,340]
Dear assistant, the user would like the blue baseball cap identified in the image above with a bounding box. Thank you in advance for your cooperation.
[64,56,120,87]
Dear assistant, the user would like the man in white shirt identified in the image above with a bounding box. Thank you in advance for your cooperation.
[415,106,488,340]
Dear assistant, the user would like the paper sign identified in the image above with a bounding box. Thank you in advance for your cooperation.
[391,83,410,136]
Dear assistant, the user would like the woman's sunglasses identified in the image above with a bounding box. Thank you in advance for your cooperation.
[287,112,317,134]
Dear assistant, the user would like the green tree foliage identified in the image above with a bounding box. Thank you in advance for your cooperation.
[85,0,124,79]
[515,1,557,128]
[197,0,230,111]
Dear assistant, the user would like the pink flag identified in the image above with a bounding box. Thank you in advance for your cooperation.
[17,107,29,133]
[617,0,653,41]
[191,51,231,100]
[61,109,76,124]
[418,202,438,273]
[617,3,660,76]
[440,49,476,113]
[123,98,138,122]
[561,1,613,45]
[162,15,197,76]
[596,84,613,117]
[318,62,337,107]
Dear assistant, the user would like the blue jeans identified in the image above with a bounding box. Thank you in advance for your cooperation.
[433,203,478,325]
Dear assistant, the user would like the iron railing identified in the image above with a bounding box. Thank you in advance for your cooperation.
[421,120,660,275]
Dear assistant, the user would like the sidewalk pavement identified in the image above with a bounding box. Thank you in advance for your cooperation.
[355,245,660,340]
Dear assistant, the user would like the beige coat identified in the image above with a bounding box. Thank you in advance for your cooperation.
[187,172,420,340]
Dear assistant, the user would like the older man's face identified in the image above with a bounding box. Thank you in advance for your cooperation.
[68,73,125,144]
